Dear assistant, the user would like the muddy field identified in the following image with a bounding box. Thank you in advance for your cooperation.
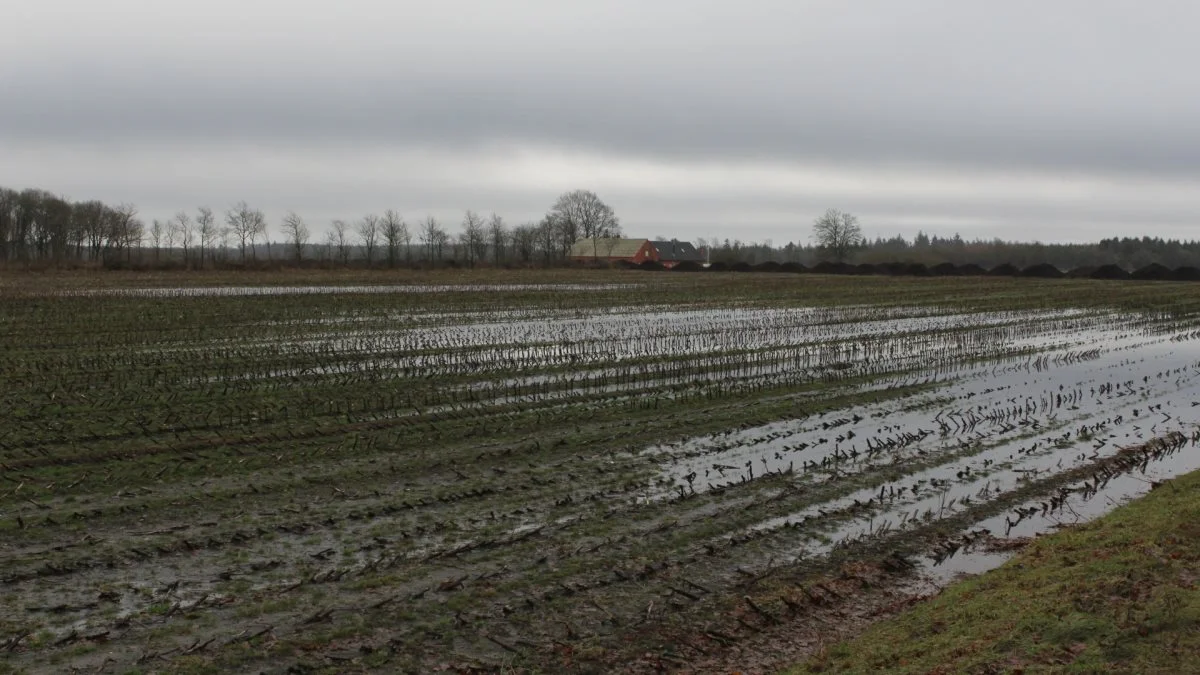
[2,272,1200,674]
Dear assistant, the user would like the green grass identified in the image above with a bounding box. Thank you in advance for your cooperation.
[792,469,1200,674]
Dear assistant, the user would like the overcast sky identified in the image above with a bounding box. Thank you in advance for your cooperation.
[3,1,1199,243]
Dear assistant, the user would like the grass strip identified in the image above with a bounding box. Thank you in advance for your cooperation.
[793,468,1200,674]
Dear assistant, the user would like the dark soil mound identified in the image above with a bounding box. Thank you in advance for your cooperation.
[1172,266,1200,281]
[1019,263,1064,278]
[1090,264,1130,280]
[729,261,753,272]
[987,263,1020,276]
[930,262,960,276]
[1131,263,1173,280]
[638,260,666,271]
[780,262,807,274]
[811,261,855,275]
[903,262,931,276]
[671,260,704,272]
[754,261,783,273]
[876,262,908,276]
[615,260,640,270]
[957,263,987,276]
[707,261,729,272]
[853,263,878,275]
[1066,266,1096,278]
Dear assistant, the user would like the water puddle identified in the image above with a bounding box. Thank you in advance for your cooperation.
[61,283,639,297]
[646,316,1200,583]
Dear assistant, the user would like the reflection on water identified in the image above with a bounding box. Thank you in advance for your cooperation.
[649,316,1200,580]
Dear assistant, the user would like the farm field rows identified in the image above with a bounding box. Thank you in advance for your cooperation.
[2,271,1200,674]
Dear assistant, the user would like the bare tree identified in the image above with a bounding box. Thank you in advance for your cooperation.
[23,194,74,261]
[149,220,165,261]
[329,219,351,264]
[89,204,112,261]
[323,229,337,262]
[420,217,447,261]
[225,201,265,262]
[20,191,68,260]
[357,214,380,265]
[511,223,537,264]
[488,213,507,265]
[174,211,195,266]
[547,189,620,259]
[163,217,179,262]
[812,208,863,262]
[0,189,13,262]
[105,204,142,262]
[460,210,488,266]
[68,200,104,261]
[197,206,216,268]
[10,190,35,261]
[381,209,407,268]
[254,214,270,261]
[536,217,557,264]
[218,226,234,262]
[402,219,413,263]
[48,197,75,261]
[318,233,332,262]
[123,218,145,261]
[281,211,310,263]
[67,201,89,260]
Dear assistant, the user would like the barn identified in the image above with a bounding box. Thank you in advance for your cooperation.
[569,238,656,266]
[569,238,704,268]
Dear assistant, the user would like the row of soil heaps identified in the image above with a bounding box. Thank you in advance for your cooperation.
[639,259,1200,280]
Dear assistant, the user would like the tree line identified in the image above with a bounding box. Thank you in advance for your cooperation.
[0,186,620,268]
[708,208,1200,272]
[3,184,1198,272]
[714,231,1200,273]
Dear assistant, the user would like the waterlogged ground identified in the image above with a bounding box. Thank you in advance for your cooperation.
[652,319,1200,567]
[2,273,1200,673]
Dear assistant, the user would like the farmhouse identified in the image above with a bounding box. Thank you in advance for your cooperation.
[570,238,705,268]
[649,240,704,268]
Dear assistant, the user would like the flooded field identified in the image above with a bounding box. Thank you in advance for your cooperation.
[2,273,1199,673]
[64,283,639,297]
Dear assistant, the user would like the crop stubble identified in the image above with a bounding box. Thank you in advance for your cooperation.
[3,272,1200,673]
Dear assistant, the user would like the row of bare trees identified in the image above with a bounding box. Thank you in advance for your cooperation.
[0,188,144,263]
[290,190,620,266]
[277,207,602,267]
[0,187,624,268]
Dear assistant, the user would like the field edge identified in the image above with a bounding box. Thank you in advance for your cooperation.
[787,467,1200,675]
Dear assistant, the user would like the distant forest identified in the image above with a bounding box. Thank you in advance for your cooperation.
[701,233,1200,272]
[2,184,1199,272]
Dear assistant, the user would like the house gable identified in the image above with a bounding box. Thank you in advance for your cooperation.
[649,240,703,262]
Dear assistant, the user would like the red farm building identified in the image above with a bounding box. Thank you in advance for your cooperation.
[569,238,704,268]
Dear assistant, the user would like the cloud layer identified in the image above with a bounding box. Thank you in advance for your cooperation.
[4,1,1199,242]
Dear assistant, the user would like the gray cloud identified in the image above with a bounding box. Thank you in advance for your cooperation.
[3,1,1200,241]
